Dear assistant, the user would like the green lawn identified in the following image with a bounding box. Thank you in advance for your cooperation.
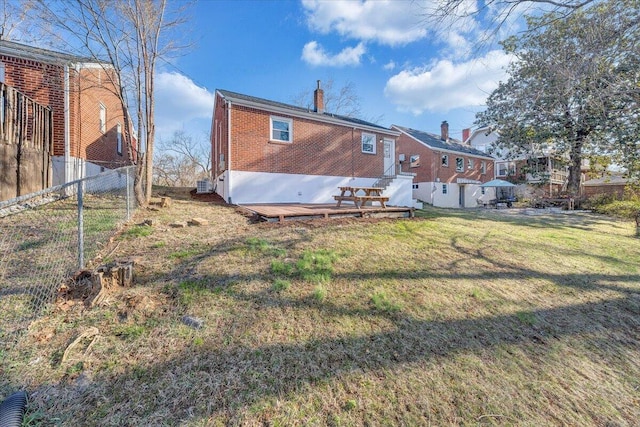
[2,203,639,426]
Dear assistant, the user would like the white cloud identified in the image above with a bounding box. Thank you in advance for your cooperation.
[384,50,513,114]
[301,41,366,67]
[154,72,215,140]
[383,60,396,71]
[302,0,428,46]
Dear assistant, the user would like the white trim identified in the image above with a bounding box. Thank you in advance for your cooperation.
[361,132,376,154]
[270,115,293,143]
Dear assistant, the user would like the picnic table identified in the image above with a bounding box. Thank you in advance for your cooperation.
[333,186,389,209]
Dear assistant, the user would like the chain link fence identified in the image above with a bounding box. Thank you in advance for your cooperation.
[0,166,137,349]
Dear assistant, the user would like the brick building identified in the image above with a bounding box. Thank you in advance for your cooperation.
[211,83,414,206]
[393,123,495,208]
[0,40,132,188]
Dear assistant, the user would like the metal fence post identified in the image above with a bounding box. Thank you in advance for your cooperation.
[77,179,84,269]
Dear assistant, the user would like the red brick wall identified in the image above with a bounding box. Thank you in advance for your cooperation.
[77,67,130,168]
[212,93,229,176]
[397,133,494,183]
[228,104,385,178]
[1,55,66,156]
[1,56,131,169]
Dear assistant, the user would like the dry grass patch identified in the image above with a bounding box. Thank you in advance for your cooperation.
[2,201,639,426]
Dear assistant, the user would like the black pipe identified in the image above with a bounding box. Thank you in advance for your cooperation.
[0,391,28,427]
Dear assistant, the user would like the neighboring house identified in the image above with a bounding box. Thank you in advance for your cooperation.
[465,126,569,196]
[210,82,414,206]
[393,122,495,208]
[0,40,133,197]
[581,175,631,199]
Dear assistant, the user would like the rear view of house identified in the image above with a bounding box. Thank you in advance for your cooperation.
[211,82,414,206]
[0,40,133,200]
[393,122,495,208]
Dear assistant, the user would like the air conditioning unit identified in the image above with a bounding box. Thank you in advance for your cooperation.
[196,180,212,194]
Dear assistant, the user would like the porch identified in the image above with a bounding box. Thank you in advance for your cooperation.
[238,203,414,223]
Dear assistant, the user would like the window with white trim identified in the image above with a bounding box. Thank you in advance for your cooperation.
[442,184,448,194]
[497,161,516,177]
[270,116,292,143]
[116,123,122,155]
[410,155,420,168]
[481,161,486,174]
[99,103,106,133]
[361,132,376,154]
[456,157,464,172]
[441,154,449,167]
[468,158,474,170]
[0,62,5,82]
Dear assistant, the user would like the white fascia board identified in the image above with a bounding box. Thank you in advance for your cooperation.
[219,90,399,137]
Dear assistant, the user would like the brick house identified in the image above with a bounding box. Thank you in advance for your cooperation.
[581,175,631,199]
[210,83,414,206]
[393,122,495,208]
[0,40,133,192]
[465,126,569,196]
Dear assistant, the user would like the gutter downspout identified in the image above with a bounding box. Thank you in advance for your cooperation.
[64,64,70,183]
[227,100,232,204]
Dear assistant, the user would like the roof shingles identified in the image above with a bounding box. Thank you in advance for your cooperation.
[393,125,493,158]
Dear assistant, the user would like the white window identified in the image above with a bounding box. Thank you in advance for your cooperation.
[468,158,474,170]
[410,154,420,168]
[442,154,449,167]
[361,132,376,154]
[99,103,106,133]
[0,62,5,82]
[456,157,464,172]
[442,184,448,194]
[481,161,486,175]
[497,162,516,177]
[270,116,292,143]
[116,123,122,155]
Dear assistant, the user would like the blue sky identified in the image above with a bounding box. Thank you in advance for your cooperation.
[154,0,521,144]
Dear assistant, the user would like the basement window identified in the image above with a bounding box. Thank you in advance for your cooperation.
[442,184,448,194]
[270,116,292,143]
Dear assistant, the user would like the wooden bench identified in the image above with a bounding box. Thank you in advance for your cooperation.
[333,194,389,209]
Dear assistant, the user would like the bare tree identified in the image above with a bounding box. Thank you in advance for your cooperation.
[422,0,601,53]
[291,79,363,118]
[0,0,40,41]
[154,130,210,186]
[35,0,191,206]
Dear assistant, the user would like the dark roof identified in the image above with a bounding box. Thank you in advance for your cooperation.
[582,175,628,186]
[217,89,393,132]
[0,40,97,64]
[393,125,493,158]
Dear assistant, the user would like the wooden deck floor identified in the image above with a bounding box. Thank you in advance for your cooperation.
[238,203,414,222]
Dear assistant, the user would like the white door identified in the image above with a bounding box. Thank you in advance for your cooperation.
[383,139,395,176]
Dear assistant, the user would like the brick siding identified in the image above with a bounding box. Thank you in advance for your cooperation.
[1,55,131,169]
[213,96,387,178]
[396,133,494,183]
